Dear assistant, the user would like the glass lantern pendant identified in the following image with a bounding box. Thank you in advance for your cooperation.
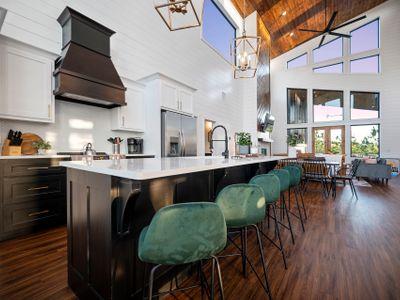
[231,1,261,79]
[154,0,202,31]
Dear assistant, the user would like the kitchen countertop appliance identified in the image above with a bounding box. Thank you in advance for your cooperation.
[161,110,197,157]
[57,151,111,161]
[58,143,111,160]
[127,138,143,154]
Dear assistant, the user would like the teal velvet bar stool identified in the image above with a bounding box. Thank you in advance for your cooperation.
[215,184,272,299]
[268,169,296,244]
[284,165,308,225]
[249,174,288,269]
[138,202,227,299]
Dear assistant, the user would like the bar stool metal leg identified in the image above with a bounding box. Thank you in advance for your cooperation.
[251,224,272,300]
[297,186,308,220]
[148,264,162,300]
[282,193,295,244]
[293,187,305,232]
[212,256,225,300]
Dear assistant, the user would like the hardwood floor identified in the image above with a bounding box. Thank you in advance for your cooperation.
[1,177,400,300]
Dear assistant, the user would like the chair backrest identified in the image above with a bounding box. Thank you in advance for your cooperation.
[302,161,331,178]
[139,202,227,265]
[349,159,362,177]
[249,174,280,204]
[297,152,315,160]
[215,184,266,227]
[278,158,298,168]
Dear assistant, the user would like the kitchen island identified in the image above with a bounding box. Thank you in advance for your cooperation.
[60,156,286,299]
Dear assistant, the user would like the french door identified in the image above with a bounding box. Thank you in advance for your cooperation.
[312,126,345,155]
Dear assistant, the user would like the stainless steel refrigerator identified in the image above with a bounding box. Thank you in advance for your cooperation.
[161,110,197,157]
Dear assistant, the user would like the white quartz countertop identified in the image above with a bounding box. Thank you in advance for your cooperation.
[60,156,287,180]
[0,153,155,160]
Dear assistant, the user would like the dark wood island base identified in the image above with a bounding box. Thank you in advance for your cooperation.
[66,160,277,299]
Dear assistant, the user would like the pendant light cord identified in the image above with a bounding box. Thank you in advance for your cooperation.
[242,0,246,35]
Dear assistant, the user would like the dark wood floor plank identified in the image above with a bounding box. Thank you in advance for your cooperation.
[1,177,400,299]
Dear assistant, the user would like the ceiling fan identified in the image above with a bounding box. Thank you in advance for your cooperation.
[299,6,366,48]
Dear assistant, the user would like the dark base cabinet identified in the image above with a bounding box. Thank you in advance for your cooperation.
[0,158,68,241]
[66,160,277,299]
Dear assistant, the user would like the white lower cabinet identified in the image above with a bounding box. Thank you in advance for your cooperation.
[0,37,56,123]
[111,79,146,132]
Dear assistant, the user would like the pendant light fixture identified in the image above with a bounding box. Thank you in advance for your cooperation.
[231,0,261,79]
[154,0,202,31]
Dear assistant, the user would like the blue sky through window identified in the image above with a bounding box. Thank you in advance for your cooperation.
[287,53,307,69]
[313,38,343,63]
[351,19,379,54]
[351,55,379,73]
[202,0,236,62]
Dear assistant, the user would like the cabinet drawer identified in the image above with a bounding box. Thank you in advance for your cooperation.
[3,200,65,233]
[2,159,67,177]
[3,174,66,205]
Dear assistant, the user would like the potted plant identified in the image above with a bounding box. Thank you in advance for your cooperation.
[32,140,52,155]
[287,132,305,157]
[237,132,252,155]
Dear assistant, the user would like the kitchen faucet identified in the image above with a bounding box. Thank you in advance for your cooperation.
[209,125,229,159]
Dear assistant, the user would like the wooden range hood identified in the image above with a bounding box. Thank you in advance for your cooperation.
[53,7,126,108]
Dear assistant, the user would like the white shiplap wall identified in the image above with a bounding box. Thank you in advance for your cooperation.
[0,0,254,155]
[270,0,400,159]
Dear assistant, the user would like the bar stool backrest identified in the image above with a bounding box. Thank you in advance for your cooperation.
[249,174,281,204]
[216,184,266,228]
[138,202,227,265]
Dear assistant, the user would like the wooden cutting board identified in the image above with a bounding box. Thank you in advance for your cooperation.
[21,133,42,155]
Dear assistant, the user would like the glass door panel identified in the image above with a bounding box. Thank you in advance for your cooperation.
[313,126,345,155]
[314,129,326,154]
[330,129,343,154]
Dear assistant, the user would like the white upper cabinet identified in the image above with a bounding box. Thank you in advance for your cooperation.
[140,73,196,116]
[179,89,194,115]
[0,37,56,123]
[111,79,146,132]
[161,82,179,111]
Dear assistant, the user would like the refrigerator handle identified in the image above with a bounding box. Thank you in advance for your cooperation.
[179,130,183,156]
[182,130,186,156]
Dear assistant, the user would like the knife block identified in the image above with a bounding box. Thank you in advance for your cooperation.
[1,139,22,156]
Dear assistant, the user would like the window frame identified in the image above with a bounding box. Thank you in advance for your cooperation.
[350,123,381,158]
[313,62,344,73]
[312,89,344,123]
[287,88,308,125]
[350,18,380,55]
[350,54,380,74]
[287,52,308,69]
[350,91,380,120]
[201,0,238,64]
[312,36,343,64]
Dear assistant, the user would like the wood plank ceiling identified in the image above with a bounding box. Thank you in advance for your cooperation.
[232,0,387,58]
